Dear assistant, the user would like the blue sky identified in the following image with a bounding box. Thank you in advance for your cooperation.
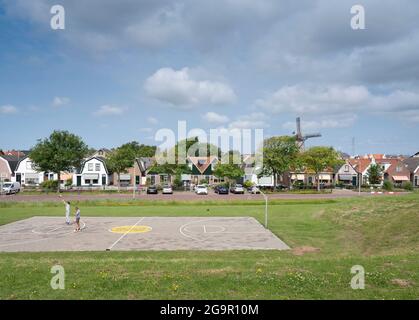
[0,0,418,155]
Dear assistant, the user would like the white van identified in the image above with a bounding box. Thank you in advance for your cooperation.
[2,182,21,195]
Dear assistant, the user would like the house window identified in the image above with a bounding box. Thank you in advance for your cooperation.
[95,163,100,171]
[85,179,91,184]
[26,161,33,170]
[344,165,349,172]
[88,163,93,171]
[396,166,402,173]
[150,175,156,185]
[92,179,98,184]
[26,178,39,185]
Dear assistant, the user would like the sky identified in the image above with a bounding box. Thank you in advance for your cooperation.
[0,0,418,155]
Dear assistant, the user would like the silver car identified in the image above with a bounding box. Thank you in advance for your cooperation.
[162,185,173,194]
[195,185,208,195]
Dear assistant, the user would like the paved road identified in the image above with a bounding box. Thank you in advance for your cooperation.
[0,189,400,203]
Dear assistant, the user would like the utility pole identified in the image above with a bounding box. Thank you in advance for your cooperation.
[132,158,136,199]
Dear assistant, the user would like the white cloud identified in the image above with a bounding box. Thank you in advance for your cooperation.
[228,112,269,129]
[147,116,159,125]
[256,85,370,115]
[282,114,358,131]
[0,105,18,114]
[144,67,236,108]
[93,105,125,116]
[52,96,70,107]
[257,84,419,122]
[202,112,229,124]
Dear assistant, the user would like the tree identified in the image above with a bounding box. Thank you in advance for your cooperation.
[367,164,383,185]
[213,154,244,187]
[120,141,156,158]
[106,145,136,190]
[301,146,343,191]
[29,130,89,192]
[260,136,300,188]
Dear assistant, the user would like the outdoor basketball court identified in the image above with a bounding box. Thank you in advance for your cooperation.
[0,216,290,252]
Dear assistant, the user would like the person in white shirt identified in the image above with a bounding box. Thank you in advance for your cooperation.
[60,195,71,225]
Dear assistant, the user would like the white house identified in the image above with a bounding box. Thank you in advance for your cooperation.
[335,160,359,186]
[242,155,274,187]
[72,157,109,187]
[12,157,57,186]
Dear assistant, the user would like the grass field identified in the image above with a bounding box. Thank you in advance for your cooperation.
[0,194,418,299]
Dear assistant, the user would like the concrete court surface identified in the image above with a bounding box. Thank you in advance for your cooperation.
[0,216,290,252]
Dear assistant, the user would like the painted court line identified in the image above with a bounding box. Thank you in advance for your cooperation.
[106,217,145,251]
[0,221,87,248]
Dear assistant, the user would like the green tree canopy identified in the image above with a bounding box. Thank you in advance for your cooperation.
[213,153,244,186]
[260,136,300,187]
[29,130,89,191]
[301,146,343,191]
[367,164,383,185]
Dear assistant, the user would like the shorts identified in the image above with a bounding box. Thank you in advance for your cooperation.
[76,217,80,223]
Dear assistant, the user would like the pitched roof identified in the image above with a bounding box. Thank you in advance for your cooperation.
[78,156,109,174]
[2,150,29,157]
[188,156,218,174]
[348,158,372,173]
[136,157,154,174]
[0,155,19,173]
[403,157,419,173]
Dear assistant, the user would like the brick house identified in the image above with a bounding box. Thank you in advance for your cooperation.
[403,157,419,187]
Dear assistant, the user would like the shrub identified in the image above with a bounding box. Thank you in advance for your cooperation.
[65,178,73,187]
[243,180,254,189]
[40,180,59,191]
[402,181,413,191]
[382,180,394,191]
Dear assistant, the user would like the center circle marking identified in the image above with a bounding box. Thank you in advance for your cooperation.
[110,225,152,234]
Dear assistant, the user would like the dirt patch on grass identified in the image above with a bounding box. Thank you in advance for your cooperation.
[292,246,320,256]
[391,279,413,287]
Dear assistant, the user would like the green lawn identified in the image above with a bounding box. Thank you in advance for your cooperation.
[0,194,418,299]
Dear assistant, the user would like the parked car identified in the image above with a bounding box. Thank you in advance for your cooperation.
[214,185,229,194]
[230,184,245,194]
[162,185,173,194]
[146,185,158,194]
[248,186,261,194]
[1,182,21,195]
[195,185,208,195]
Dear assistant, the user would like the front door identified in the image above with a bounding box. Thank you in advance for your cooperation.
[352,176,357,186]
[16,173,21,183]
[102,175,107,186]
[76,176,81,187]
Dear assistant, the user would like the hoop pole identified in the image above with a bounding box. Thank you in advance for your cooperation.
[260,189,268,228]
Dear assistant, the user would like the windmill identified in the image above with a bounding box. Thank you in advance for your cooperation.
[292,117,322,150]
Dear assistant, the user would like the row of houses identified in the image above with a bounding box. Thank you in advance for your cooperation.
[1,149,419,188]
[335,154,419,187]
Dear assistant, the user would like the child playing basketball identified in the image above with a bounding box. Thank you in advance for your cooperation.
[74,207,81,232]
[59,194,71,225]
